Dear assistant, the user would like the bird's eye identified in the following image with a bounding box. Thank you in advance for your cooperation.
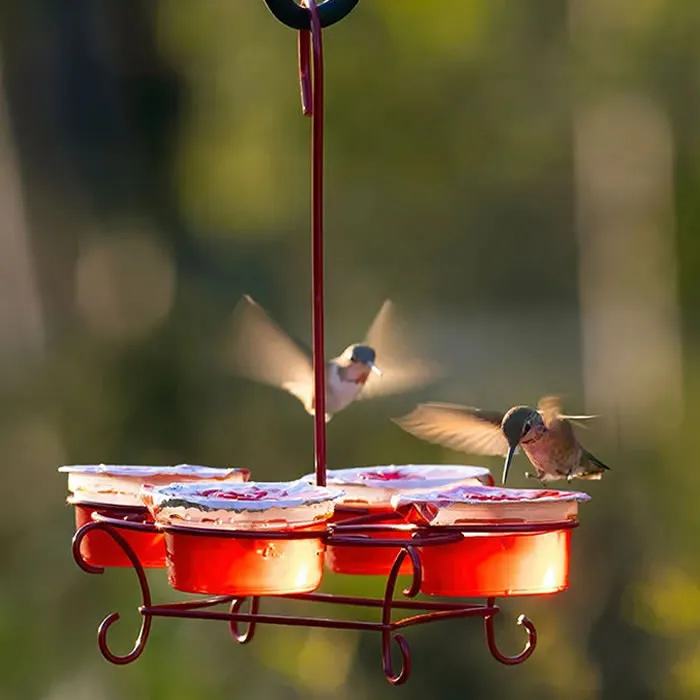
[522,418,532,434]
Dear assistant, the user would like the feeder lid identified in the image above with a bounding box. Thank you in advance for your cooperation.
[59,464,250,507]
[301,464,493,508]
[141,479,345,531]
[391,484,591,526]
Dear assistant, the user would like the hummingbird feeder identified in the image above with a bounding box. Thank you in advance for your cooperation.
[62,0,590,686]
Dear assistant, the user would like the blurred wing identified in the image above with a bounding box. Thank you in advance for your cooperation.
[224,296,313,407]
[393,402,508,456]
[537,395,598,430]
[359,300,442,400]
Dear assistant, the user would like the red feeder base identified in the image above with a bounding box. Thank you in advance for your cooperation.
[418,529,572,598]
[163,526,327,596]
[73,504,165,569]
[325,508,413,576]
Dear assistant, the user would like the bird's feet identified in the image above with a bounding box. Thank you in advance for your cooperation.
[524,471,548,487]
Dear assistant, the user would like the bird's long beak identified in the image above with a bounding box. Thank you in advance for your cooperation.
[502,445,517,485]
[368,362,382,377]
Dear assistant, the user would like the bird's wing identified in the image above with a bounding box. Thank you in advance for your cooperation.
[537,395,591,453]
[537,395,599,430]
[359,300,442,400]
[223,295,314,408]
[393,402,509,456]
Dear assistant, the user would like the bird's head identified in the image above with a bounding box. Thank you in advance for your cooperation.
[338,344,382,383]
[500,406,543,484]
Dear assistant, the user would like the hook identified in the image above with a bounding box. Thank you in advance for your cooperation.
[484,598,537,666]
[263,0,360,30]
[72,521,153,665]
[298,29,312,115]
[229,597,260,644]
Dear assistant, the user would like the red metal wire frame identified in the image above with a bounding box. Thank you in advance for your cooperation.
[88,510,579,542]
[140,597,503,636]
[91,510,159,532]
[329,519,580,541]
[329,508,408,527]
[297,0,328,487]
[332,504,377,517]
[71,517,534,682]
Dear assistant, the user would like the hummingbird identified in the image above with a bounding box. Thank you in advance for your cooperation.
[393,395,610,485]
[224,295,440,421]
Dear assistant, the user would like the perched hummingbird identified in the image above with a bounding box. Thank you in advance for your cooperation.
[393,395,610,485]
[225,295,439,421]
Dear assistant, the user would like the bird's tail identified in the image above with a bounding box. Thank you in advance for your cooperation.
[575,450,611,480]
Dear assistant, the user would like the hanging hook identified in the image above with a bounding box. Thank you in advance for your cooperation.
[298,28,312,115]
[264,0,360,30]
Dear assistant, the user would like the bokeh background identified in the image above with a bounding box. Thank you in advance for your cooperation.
[1,0,698,698]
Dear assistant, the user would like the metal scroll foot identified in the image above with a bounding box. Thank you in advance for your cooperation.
[381,632,412,686]
[229,597,260,644]
[484,598,537,666]
[380,546,422,685]
[72,522,153,665]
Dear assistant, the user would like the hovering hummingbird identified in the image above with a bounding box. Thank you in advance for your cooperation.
[224,295,439,421]
[393,395,610,485]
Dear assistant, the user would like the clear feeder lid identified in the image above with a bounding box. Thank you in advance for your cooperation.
[301,465,493,508]
[59,464,251,507]
[140,480,345,532]
[391,484,591,526]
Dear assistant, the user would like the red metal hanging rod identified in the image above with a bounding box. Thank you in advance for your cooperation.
[298,0,327,487]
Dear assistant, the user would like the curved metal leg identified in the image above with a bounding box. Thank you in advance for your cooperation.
[380,546,422,685]
[381,632,412,687]
[229,597,260,644]
[72,521,153,665]
[484,597,537,666]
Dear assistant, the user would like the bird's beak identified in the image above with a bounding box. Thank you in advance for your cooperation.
[502,444,517,485]
[368,362,382,377]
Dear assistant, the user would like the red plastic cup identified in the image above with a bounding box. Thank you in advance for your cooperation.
[392,484,590,597]
[162,524,328,596]
[417,530,572,597]
[143,480,343,596]
[73,502,165,568]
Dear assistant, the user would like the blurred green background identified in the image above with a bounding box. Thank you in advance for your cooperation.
[0,0,698,698]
